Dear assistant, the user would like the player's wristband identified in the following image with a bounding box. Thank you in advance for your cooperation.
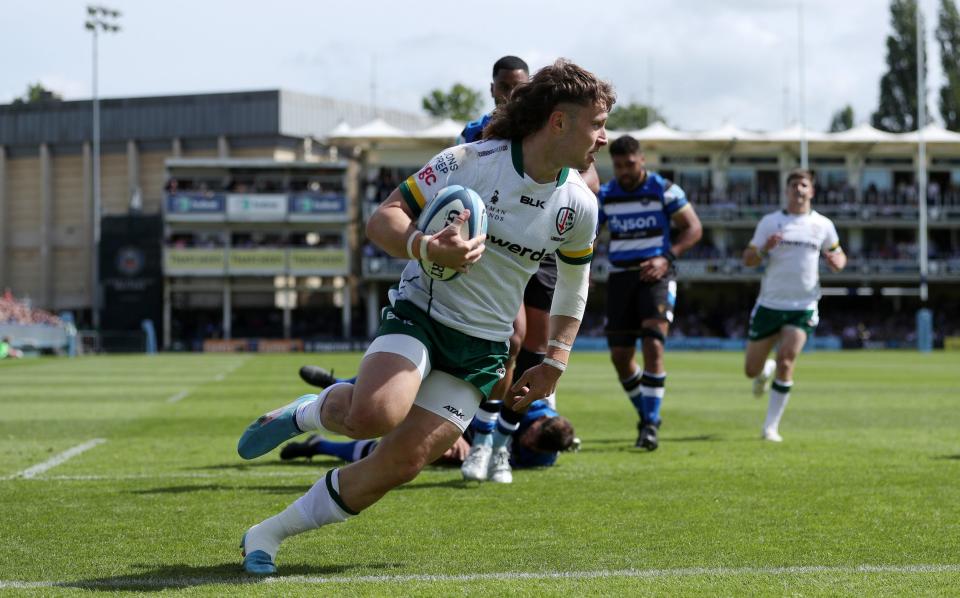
[663,250,677,264]
[419,234,431,261]
[405,230,420,260]
[547,339,573,352]
[542,357,567,372]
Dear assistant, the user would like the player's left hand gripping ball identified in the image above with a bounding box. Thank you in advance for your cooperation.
[417,185,487,281]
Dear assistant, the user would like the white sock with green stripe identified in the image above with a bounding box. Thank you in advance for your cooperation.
[294,468,357,527]
[245,504,312,561]
[764,379,793,433]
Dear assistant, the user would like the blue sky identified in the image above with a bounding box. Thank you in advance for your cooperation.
[0,0,950,131]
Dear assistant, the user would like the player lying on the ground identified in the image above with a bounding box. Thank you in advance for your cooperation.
[294,366,579,479]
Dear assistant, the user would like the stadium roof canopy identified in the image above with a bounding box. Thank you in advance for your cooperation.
[412,118,465,139]
[322,117,960,152]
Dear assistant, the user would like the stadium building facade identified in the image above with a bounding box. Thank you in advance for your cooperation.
[0,90,433,349]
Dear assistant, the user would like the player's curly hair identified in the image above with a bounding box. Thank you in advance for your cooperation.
[534,416,576,453]
[483,59,616,141]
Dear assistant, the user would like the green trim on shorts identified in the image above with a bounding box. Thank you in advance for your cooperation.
[748,305,819,341]
[376,300,509,399]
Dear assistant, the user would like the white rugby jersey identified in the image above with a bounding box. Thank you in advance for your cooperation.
[749,209,841,310]
[397,138,597,341]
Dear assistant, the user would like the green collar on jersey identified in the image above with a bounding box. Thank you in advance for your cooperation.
[511,139,570,187]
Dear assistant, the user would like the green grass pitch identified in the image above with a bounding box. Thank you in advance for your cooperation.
[0,351,958,596]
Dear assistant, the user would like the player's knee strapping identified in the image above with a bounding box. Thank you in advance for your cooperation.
[638,327,666,345]
[513,347,545,382]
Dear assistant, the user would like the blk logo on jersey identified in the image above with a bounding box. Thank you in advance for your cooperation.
[556,207,576,235]
[490,190,500,204]
[521,195,545,209]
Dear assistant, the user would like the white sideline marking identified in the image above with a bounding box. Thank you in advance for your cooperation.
[13,439,107,479]
[1,564,959,589]
[166,390,189,403]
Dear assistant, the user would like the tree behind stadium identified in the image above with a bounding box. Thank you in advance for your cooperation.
[11,83,62,105]
[872,0,930,132]
[421,83,484,122]
[936,0,960,130]
[828,105,854,132]
[606,103,665,130]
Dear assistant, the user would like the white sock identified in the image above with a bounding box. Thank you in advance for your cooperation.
[293,468,357,528]
[764,379,793,432]
[295,383,347,433]
[244,503,313,560]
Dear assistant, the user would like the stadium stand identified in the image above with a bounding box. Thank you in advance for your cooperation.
[2,90,958,351]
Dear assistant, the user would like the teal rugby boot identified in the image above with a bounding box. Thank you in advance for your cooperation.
[237,394,316,460]
[240,531,277,575]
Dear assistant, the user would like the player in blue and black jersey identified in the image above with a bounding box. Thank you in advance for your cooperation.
[597,135,702,451]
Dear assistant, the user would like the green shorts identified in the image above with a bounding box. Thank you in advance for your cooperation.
[748,304,819,341]
[376,300,509,399]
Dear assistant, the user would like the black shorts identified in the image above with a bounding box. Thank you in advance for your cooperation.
[523,253,557,312]
[605,268,677,347]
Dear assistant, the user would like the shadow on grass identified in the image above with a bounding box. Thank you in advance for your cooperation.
[129,484,313,495]
[394,478,474,491]
[188,459,340,472]
[932,454,960,461]
[60,561,399,592]
[669,434,722,443]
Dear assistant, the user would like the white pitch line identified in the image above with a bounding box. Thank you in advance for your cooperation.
[166,390,189,403]
[13,439,107,479]
[1,563,959,589]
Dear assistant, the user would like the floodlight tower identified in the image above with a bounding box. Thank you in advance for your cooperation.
[916,3,932,352]
[85,5,121,333]
[797,1,808,169]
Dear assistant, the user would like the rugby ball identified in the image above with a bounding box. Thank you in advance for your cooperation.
[417,185,487,281]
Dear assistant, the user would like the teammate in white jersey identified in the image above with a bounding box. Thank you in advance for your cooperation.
[234,59,615,574]
[743,169,847,442]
